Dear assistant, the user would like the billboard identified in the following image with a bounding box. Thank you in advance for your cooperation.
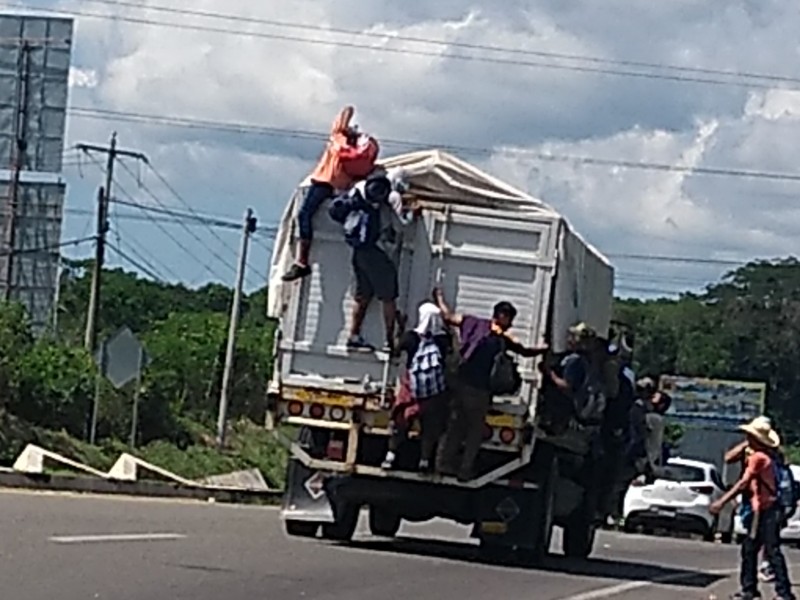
[659,375,767,427]
[0,180,65,332]
[0,14,73,173]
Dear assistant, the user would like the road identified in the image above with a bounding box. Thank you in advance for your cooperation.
[0,490,791,600]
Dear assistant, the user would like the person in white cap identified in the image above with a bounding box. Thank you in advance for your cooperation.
[711,417,795,600]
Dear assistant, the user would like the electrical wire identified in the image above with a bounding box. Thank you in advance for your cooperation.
[106,239,164,281]
[67,0,800,88]
[116,158,239,278]
[5,0,799,91]
[66,106,800,183]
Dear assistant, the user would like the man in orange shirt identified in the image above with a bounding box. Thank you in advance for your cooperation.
[283,105,380,282]
[711,418,794,600]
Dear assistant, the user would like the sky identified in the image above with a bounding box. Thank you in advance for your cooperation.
[6,0,800,297]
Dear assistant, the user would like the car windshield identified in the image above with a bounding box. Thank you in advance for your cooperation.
[658,464,706,483]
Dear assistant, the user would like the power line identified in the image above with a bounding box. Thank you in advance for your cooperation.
[1,236,95,258]
[68,0,800,88]
[80,151,231,281]
[106,239,164,281]
[609,253,744,266]
[5,0,798,91]
[110,223,180,281]
[115,158,239,278]
[66,106,800,183]
[144,162,242,254]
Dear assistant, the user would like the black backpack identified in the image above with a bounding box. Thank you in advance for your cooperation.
[489,338,522,396]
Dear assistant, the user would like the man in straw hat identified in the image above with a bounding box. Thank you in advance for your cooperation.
[711,416,795,600]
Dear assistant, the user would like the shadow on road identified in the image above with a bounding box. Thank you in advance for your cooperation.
[341,536,724,588]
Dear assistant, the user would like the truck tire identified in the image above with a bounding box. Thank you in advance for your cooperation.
[563,515,597,559]
[321,502,359,542]
[369,508,401,538]
[516,445,558,565]
[285,520,319,538]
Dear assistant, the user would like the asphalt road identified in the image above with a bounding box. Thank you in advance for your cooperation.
[0,490,794,600]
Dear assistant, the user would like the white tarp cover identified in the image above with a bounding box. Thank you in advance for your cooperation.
[268,150,613,344]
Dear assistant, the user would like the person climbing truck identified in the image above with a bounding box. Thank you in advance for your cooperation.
[283,105,379,282]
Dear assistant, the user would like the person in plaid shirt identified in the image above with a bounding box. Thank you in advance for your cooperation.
[382,302,452,472]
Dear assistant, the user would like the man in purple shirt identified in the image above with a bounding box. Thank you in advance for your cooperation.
[433,288,548,481]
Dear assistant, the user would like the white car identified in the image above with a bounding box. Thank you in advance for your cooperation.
[733,464,800,546]
[623,457,735,541]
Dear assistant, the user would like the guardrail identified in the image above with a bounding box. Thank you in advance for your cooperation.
[1,444,283,503]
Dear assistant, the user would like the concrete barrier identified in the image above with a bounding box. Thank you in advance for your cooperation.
[0,470,281,504]
[13,444,109,478]
[0,445,282,503]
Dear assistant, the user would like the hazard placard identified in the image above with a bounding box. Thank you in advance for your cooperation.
[304,471,326,500]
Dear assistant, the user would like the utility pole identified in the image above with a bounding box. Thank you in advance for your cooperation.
[78,134,147,352]
[216,208,257,448]
[3,42,33,301]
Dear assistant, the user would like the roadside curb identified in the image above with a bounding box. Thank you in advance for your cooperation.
[0,471,283,504]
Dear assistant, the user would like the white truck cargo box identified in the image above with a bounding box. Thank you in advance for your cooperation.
[268,150,613,414]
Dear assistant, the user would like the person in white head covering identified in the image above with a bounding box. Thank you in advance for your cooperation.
[382,301,451,472]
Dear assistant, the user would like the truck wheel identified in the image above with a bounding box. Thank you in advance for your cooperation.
[321,503,359,542]
[563,515,597,559]
[368,508,401,538]
[517,445,558,565]
[285,520,319,538]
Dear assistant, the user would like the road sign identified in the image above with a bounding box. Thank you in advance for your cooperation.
[96,326,148,389]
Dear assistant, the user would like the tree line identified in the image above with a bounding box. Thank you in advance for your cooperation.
[0,259,275,460]
[615,258,800,438]
[1,257,798,463]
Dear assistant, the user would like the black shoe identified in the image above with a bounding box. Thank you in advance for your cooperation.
[282,264,311,282]
[346,336,374,352]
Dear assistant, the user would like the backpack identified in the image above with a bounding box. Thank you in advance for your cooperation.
[772,456,799,522]
[328,193,372,249]
[409,337,446,400]
[489,338,522,396]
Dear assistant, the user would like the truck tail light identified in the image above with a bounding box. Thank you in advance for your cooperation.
[499,428,516,445]
[287,401,303,416]
[483,424,493,441]
[309,403,325,419]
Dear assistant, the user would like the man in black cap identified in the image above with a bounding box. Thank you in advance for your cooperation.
[329,170,411,352]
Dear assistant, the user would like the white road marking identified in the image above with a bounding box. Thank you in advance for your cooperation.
[556,568,737,600]
[49,533,187,544]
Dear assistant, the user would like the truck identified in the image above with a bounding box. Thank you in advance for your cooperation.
[265,150,616,563]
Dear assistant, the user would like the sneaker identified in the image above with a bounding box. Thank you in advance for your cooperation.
[381,451,396,470]
[418,459,432,473]
[282,263,311,282]
[346,336,374,351]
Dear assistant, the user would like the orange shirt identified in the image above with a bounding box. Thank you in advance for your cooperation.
[310,107,356,190]
[742,450,777,512]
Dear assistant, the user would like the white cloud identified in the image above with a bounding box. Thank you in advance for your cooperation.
[68,66,98,88]
[44,0,800,293]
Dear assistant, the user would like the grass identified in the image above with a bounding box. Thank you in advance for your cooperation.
[0,412,288,489]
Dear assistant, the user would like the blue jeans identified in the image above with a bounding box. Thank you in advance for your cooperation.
[297,181,333,241]
[741,505,794,598]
